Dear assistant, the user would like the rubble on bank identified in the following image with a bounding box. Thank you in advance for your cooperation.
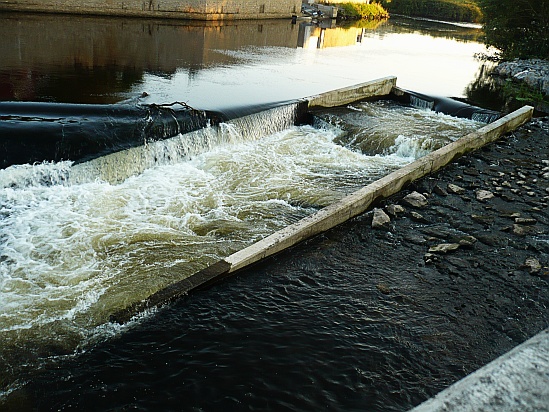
[492,59,549,95]
[492,59,549,113]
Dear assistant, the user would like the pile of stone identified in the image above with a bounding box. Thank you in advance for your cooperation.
[492,58,549,97]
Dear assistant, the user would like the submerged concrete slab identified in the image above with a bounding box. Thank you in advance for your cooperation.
[410,329,549,412]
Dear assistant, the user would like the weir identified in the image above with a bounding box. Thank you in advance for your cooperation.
[0,76,537,407]
[0,76,534,324]
[0,76,499,176]
[98,76,534,323]
[390,86,502,123]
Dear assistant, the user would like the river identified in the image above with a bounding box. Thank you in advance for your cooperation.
[1,12,503,411]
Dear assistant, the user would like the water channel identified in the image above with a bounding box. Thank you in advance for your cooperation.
[0,12,509,411]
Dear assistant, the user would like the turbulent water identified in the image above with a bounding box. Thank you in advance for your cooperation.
[0,101,482,399]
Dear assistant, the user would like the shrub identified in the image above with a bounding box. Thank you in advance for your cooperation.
[337,2,390,20]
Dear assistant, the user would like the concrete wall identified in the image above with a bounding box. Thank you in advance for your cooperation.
[0,0,302,20]
[410,328,549,412]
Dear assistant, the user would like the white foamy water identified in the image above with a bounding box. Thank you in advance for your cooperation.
[318,100,483,159]
[0,103,483,397]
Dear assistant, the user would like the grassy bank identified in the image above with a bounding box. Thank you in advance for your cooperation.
[379,0,482,23]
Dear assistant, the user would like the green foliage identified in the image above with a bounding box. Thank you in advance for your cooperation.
[477,0,549,59]
[380,0,482,23]
[337,2,389,20]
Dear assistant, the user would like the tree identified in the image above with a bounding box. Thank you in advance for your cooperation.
[478,0,549,59]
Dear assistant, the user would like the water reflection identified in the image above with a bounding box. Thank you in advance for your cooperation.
[0,13,488,108]
[0,13,302,103]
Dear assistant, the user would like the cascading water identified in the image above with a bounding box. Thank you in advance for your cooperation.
[313,100,483,159]
[0,100,483,400]
[409,95,435,111]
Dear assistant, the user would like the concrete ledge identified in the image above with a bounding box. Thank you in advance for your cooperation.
[109,101,533,323]
[307,76,397,108]
[409,328,549,412]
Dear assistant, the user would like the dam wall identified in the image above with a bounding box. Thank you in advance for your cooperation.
[0,0,302,20]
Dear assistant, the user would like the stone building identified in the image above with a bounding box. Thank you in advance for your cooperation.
[0,0,302,20]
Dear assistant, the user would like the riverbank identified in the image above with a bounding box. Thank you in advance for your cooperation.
[379,0,482,23]
[492,59,549,114]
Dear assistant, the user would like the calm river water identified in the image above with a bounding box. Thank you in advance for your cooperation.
[1,12,502,411]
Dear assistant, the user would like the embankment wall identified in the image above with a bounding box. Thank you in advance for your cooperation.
[0,0,302,20]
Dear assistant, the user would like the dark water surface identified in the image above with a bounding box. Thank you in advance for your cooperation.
[2,12,541,412]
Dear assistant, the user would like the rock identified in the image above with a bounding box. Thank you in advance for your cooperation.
[423,253,437,264]
[522,257,542,274]
[494,59,549,98]
[446,256,470,268]
[447,183,466,194]
[410,211,428,223]
[458,236,477,248]
[419,225,466,240]
[471,214,495,225]
[476,190,494,201]
[476,234,503,246]
[515,217,537,225]
[386,204,405,217]
[376,284,391,294]
[403,191,428,208]
[404,234,427,245]
[372,208,391,229]
[463,167,480,176]
[512,224,539,236]
[433,185,448,196]
[428,243,461,254]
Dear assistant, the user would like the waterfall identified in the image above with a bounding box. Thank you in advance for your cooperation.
[0,103,300,188]
[471,112,501,124]
[69,103,300,184]
[409,95,435,110]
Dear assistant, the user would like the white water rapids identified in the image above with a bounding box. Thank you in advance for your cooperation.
[0,101,482,395]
